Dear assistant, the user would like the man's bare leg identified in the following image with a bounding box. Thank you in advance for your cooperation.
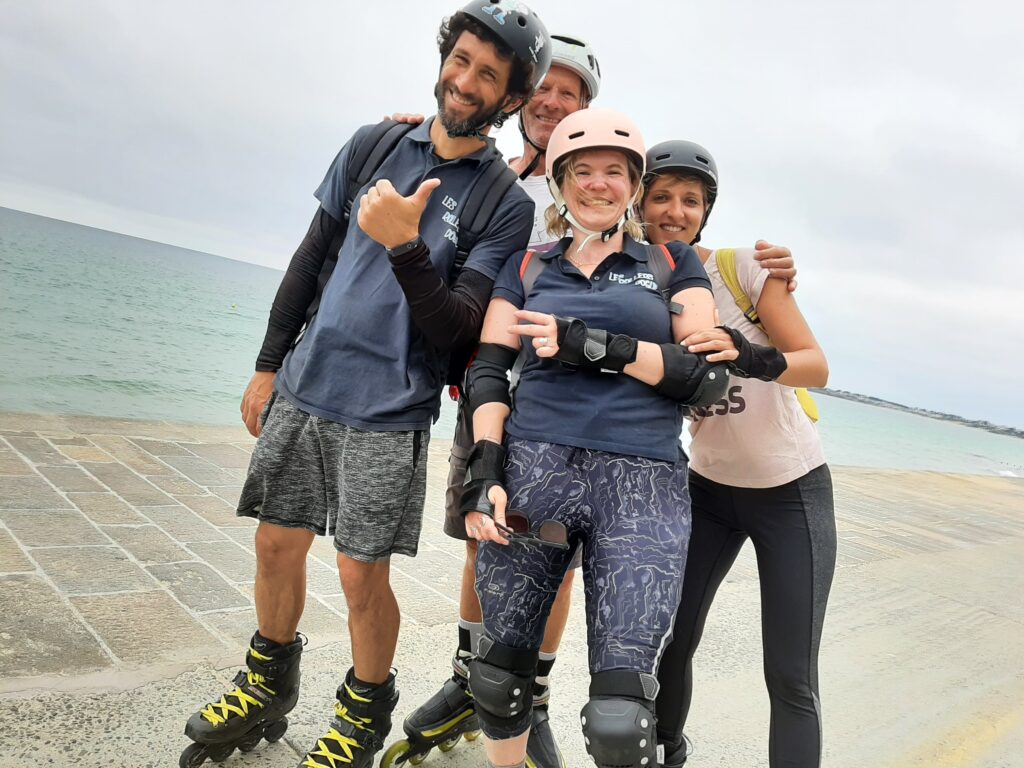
[254,522,316,643]
[337,553,400,683]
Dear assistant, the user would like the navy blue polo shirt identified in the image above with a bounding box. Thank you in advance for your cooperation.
[493,236,711,462]
[276,118,534,430]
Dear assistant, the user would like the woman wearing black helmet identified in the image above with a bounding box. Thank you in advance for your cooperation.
[640,141,836,768]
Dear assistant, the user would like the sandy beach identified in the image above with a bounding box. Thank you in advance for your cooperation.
[1,409,1022,767]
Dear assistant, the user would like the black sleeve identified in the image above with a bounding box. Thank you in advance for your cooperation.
[255,206,344,372]
[388,243,495,351]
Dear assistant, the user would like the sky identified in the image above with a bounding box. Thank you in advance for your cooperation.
[2,0,1022,428]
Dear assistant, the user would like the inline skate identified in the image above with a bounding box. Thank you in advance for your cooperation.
[379,657,480,766]
[179,631,303,768]
[525,706,565,768]
[298,667,399,767]
[660,733,693,766]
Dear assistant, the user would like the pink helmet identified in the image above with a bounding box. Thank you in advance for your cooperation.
[544,107,646,184]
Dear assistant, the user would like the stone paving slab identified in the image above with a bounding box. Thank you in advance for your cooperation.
[186,540,257,583]
[70,590,227,664]
[138,504,228,542]
[55,443,116,462]
[129,437,197,457]
[305,556,344,596]
[145,471,205,495]
[33,546,155,594]
[4,435,70,465]
[47,436,91,446]
[1,508,110,547]
[67,491,148,524]
[36,463,107,493]
[147,561,250,612]
[88,433,172,475]
[216,591,348,649]
[184,441,253,468]
[175,492,254,527]
[209,483,243,506]
[0,449,33,475]
[100,524,191,564]
[161,454,244,487]
[80,460,176,505]
[0,474,71,509]
[0,574,110,677]
[0,527,34,572]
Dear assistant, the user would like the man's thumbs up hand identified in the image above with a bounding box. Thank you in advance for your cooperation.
[358,177,442,249]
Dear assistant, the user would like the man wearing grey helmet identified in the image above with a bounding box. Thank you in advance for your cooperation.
[379,34,602,768]
[179,4,551,768]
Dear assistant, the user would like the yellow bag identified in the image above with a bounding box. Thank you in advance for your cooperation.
[715,248,819,422]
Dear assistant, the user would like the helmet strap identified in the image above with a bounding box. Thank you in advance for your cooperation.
[516,113,546,180]
[549,179,643,254]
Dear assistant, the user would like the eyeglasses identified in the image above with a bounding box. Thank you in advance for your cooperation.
[495,514,570,551]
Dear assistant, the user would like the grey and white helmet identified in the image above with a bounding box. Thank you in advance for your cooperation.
[550,34,601,102]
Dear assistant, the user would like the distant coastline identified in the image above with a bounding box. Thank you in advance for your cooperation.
[813,388,1024,440]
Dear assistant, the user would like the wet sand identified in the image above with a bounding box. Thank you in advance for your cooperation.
[1,410,1022,767]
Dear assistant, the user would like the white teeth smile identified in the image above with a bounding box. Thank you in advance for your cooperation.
[660,225,684,231]
[449,91,475,106]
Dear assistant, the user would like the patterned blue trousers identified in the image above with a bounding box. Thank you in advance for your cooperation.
[476,437,692,692]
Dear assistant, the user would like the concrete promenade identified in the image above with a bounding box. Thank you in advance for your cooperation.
[1,410,1022,767]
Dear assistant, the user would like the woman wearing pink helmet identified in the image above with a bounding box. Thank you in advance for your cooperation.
[451,107,759,768]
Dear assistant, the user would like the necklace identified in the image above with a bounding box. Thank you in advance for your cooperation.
[566,247,606,269]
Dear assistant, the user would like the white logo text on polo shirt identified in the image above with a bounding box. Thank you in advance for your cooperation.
[609,271,657,291]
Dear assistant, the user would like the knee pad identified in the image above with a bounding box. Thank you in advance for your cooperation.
[580,670,660,767]
[467,636,537,736]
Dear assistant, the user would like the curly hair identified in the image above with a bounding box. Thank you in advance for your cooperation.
[437,11,535,123]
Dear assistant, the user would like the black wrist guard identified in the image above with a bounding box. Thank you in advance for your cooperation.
[459,440,506,518]
[720,326,788,381]
[553,316,638,372]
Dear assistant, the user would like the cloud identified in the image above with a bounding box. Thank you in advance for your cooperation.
[1,0,1021,426]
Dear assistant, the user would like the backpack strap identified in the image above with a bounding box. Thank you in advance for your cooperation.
[453,159,520,274]
[714,248,819,422]
[343,119,417,221]
[303,120,416,328]
[518,249,545,297]
[646,243,682,315]
[715,247,761,327]
[508,250,543,392]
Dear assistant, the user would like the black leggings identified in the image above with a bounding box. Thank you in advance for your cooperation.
[655,464,836,768]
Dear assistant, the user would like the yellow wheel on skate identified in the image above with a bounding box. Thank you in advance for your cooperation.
[380,739,418,768]
[409,753,428,766]
[463,729,482,742]
[438,735,461,752]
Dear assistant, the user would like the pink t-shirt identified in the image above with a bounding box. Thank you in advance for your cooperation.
[687,248,826,488]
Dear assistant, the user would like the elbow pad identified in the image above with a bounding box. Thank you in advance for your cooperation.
[465,343,518,412]
[553,316,638,373]
[656,343,731,406]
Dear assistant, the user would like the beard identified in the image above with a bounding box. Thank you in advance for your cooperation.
[434,80,500,137]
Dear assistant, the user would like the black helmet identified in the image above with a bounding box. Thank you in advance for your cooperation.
[459,1,552,93]
[644,140,719,242]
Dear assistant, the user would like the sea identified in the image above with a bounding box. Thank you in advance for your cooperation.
[2,207,1022,478]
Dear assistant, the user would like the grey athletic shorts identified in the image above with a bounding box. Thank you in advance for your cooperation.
[238,392,430,561]
[443,400,583,569]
